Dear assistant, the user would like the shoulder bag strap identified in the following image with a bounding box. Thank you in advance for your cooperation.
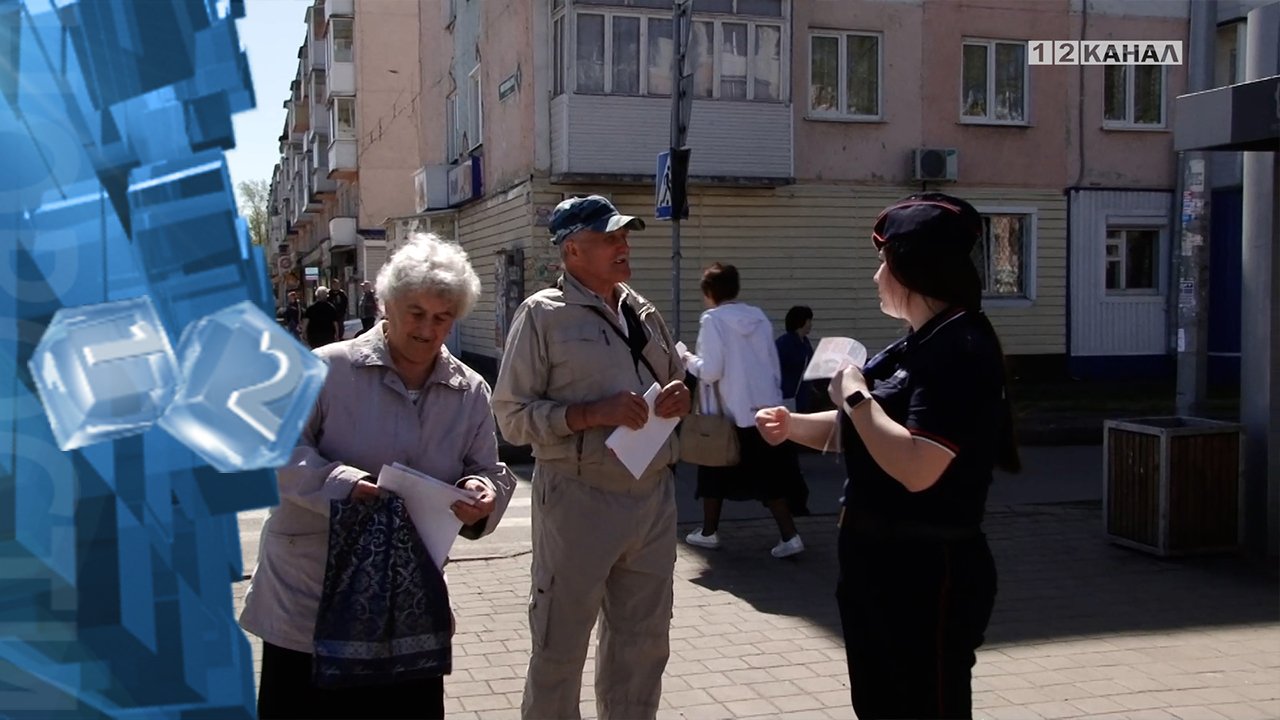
[585,305,661,382]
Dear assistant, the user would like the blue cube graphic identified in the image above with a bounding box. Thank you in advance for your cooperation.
[159,301,326,472]
[27,296,179,451]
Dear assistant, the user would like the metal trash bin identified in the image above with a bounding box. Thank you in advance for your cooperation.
[1103,417,1243,556]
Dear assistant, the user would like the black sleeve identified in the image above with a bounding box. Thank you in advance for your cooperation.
[903,355,988,456]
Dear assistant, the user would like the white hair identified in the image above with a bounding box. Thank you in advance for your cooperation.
[314,286,329,301]
[375,232,481,318]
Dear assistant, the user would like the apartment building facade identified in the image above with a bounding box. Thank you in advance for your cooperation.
[392,0,1195,379]
[266,0,423,308]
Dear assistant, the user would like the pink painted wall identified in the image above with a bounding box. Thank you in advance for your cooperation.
[479,0,538,192]
[793,0,1183,191]
[417,1,452,168]
[1069,13,1187,188]
[354,0,423,228]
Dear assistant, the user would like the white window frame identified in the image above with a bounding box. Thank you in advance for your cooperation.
[445,92,460,161]
[1102,65,1167,130]
[566,6,787,102]
[807,30,882,121]
[960,39,1029,126]
[331,97,356,141]
[328,17,354,66]
[1103,218,1166,299]
[552,6,567,97]
[468,64,483,150]
[973,206,1038,305]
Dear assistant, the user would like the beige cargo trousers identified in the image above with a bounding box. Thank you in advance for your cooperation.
[521,463,677,720]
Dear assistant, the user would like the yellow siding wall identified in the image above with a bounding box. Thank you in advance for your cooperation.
[458,182,1067,360]
[456,186,534,357]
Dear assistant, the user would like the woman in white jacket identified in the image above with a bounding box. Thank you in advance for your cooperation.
[682,263,804,558]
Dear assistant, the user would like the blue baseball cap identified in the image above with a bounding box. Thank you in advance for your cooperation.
[549,195,646,245]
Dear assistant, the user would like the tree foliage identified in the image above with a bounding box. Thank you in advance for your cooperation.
[236,179,270,247]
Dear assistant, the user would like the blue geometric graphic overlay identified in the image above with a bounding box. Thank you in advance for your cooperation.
[1,0,275,716]
[161,301,327,473]
[27,296,178,451]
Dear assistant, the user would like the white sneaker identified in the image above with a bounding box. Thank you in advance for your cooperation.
[685,528,720,549]
[771,534,804,558]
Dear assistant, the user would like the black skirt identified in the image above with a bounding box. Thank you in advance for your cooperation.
[258,642,445,720]
[696,425,801,504]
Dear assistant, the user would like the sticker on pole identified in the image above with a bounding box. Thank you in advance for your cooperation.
[655,151,674,220]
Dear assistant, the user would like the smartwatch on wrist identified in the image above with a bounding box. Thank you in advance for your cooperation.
[844,390,871,412]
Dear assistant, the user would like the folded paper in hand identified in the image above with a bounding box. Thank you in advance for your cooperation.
[802,337,868,381]
[605,382,681,480]
[376,463,482,570]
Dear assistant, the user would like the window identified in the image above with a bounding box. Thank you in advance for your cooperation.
[577,13,606,92]
[972,214,1032,297]
[1104,65,1164,127]
[553,12,566,96]
[1105,228,1159,294]
[446,92,459,160]
[468,64,483,149]
[690,21,713,98]
[809,31,880,118]
[646,18,673,96]
[566,6,784,101]
[332,97,355,141]
[612,16,641,95]
[330,17,353,64]
[961,40,1026,123]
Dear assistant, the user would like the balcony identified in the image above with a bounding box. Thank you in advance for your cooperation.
[329,216,357,247]
[328,57,354,97]
[308,71,329,130]
[328,138,357,179]
[325,0,352,23]
[308,134,336,196]
[289,99,310,135]
[550,95,792,181]
[306,7,326,71]
[284,102,304,143]
[325,16,354,97]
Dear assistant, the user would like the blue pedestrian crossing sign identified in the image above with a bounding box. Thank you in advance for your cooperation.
[655,151,674,220]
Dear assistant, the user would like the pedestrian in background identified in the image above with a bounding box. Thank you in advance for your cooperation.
[282,290,302,340]
[302,286,340,349]
[757,193,1020,719]
[682,263,805,558]
[776,305,815,413]
[492,195,691,720]
[330,282,350,340]
[776,304,816,516]
[359,280,379,334]
[241,233,517,720]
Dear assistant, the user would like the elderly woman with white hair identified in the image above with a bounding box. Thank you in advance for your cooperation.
[240,233,517,719]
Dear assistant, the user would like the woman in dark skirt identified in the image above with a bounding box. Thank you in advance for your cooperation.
[680,263,804,558]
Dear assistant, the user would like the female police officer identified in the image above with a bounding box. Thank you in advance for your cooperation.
[756,193,1020,719]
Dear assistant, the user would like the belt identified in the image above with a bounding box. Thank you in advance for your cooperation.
[840,507,981,542]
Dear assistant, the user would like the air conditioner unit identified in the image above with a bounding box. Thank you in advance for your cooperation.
[912,148,959,182]
[413,165,451,213]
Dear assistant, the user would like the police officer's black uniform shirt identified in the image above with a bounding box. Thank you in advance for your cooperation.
[839,308,1007,531]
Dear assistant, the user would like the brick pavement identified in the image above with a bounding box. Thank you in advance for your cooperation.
[234,497,1279,719]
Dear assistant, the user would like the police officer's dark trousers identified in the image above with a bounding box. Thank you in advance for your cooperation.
[836,523,997,719]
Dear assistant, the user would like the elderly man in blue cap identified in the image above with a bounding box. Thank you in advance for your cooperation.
[493,195,691,720]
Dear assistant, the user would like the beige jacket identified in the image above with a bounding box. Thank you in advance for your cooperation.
[492,273,684,495]
[239,325,517,653]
